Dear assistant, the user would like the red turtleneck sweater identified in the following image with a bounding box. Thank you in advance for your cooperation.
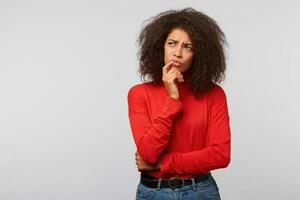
[127,77,231,179]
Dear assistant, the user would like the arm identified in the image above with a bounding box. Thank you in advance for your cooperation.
[127,86,183,165]
[159,86,231,175]
[135,151,160,172]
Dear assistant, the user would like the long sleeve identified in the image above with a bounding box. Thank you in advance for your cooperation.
[159,86,231,175]
[127,85,183,165]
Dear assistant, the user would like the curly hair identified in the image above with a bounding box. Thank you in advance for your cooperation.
[137,7,227,97]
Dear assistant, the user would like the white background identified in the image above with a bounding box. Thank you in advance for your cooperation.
[0,0,299,199]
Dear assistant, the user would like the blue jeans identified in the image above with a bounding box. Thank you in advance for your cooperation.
[135,173,221,200]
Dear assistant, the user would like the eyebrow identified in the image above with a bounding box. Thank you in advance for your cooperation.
[168,39,193,46]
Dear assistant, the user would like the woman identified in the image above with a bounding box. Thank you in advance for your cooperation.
[127,7,231,200]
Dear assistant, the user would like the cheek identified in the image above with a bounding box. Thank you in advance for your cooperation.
[164,47,169,59]
[185,54,194,64]
[165,48,172,56]
[190,53,194,61]
[164,50,172,62]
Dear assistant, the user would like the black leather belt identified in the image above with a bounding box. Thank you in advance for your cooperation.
[140,172,210,189]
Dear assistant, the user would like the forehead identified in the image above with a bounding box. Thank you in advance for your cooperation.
[166,28,192,42]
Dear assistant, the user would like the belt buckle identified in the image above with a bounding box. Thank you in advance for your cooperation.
[168,177,184,189]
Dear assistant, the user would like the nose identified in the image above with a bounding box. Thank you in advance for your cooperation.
[173,46,183,58]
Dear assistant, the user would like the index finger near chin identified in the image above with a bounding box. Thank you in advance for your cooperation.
[162,62,172,74]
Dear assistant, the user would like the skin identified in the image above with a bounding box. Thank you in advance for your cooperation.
[162,28,194,100]
[135,28,194,172]
[135,151,159,172]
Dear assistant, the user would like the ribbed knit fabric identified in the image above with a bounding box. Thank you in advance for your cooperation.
[127,78,231,179]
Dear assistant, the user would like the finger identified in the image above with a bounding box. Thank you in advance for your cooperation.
[169,66,180,73]
[135,157,140,163]
[165,70,178,80]
[137,164,143,171]
[174,70,183,77]
[172,71,183,82]
[166,69,177,76]
[136,159,143,165]
[176,72,184,82]
[167,72,180,82]
[136,161,141,166]
[167,70,182,77]
[162,61,174,75]
[136,154,141,160]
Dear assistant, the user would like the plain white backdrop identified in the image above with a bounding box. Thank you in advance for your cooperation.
[0,0,299,199]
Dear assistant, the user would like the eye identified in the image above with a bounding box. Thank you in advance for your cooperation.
[184,45,193,51]
[167,41,176,46]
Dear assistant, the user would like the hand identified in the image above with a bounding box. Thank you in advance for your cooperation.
[162,61,184,100]
[135,151,160,172]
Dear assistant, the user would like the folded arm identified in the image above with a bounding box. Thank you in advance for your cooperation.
[127,86,183,165]
[135,86,231,175]
[159,86,231,175]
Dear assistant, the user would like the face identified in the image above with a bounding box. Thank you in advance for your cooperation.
[164,28,194,73]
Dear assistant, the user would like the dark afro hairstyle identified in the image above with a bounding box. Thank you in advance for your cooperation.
[137,7,228,97]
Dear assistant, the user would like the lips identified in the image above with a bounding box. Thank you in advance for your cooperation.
[170,60,182,66]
